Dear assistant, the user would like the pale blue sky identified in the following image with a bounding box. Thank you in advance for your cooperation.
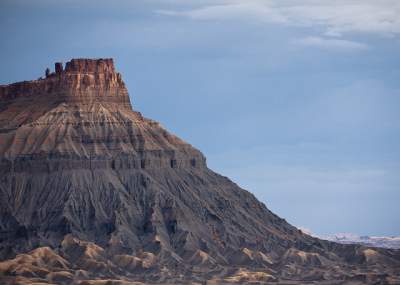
[1,0,399,236]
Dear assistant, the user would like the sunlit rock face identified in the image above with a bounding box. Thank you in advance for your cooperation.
[0,59,399,284]
[0,58,131,107]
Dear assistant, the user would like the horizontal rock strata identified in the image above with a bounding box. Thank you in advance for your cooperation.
[0,58,399,284]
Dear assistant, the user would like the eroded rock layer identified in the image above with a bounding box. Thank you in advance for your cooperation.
[0,59,399,284]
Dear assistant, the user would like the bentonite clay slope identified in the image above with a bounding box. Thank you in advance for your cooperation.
[0,59,399,285]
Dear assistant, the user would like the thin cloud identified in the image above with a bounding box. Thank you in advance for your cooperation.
[158,3,287,23]
[157,0,400,38]
[283,1,400,37]
[293,36,369,51]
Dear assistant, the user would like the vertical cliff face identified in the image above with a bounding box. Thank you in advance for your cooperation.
[0,59,399,285]
[0,58,131,107]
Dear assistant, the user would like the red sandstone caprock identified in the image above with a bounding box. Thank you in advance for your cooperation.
[0,58,131,107]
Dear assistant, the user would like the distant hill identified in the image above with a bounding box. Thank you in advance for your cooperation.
[321,233,400,249]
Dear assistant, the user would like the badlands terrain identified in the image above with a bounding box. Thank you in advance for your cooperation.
[0,59,399,284]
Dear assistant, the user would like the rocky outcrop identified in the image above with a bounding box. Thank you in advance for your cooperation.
[0,59,399,284]
[0,59,203,175]
[0,58,131,111]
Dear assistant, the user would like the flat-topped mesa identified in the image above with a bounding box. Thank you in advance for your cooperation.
[0,58,205,169]
[0,58,132,108]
